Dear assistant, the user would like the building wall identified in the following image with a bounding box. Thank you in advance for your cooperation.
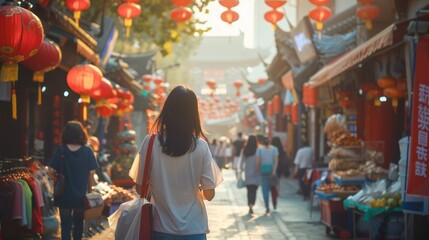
[407,0,429,18]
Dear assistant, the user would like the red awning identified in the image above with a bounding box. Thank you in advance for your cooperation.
[308,19,413,86]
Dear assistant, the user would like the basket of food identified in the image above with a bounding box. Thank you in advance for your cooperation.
[332,186,360,199]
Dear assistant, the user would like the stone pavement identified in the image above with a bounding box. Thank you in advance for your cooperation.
[87,169,333,240]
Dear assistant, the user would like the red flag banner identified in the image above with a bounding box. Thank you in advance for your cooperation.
[407,36,429,197]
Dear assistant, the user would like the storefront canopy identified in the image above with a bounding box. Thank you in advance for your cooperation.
[308,18,420,86]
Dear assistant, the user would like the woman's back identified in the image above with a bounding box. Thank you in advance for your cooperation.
[241,154,259,185]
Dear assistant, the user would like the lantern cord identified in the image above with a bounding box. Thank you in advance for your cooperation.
[83,104,87,121]
[12,82,17,120]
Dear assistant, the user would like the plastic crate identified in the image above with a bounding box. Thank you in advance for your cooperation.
[334,175,366,186]
[315,190,339,200]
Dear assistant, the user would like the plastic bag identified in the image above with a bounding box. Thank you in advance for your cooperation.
[108,197,151,240]
[236,175,245,189]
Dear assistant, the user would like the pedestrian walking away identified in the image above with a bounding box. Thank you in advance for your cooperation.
[129,85,223,240]
[48,121,99,240]
[256,136,278,214]
[293,142,314,201]
[232,132,245,172]
[238,135,260,215]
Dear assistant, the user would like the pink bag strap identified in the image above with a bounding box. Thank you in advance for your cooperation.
[140,134,156,198]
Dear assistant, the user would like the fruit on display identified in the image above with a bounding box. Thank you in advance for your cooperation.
[335,169,364,179]
[329,159,361,170]
[329,129,362,147]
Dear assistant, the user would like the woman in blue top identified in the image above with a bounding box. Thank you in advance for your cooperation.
[49,120,98,240]
[256,136,278,214]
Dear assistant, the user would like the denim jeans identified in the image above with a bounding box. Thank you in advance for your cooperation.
[59,208,84,240]
[154,231,207,240]
[260,176,271,210]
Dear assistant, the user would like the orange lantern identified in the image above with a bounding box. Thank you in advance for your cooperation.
[0,3,44,119]
[264,0,287,9]
[309,6,332,31]
[291,102,299,124]
[266,101,273,117]
[283,104,291,115]
[66,64,103,121]
[96,103,117,118]
[233,80,243,96]
[272,95,281,113]
[66,0,90,27]
[22,39,62,105]
[367,88,383,106]
[384,87,405,112]
[309,0,330,6]
[170,7,192,23]
[221,9,239,24]
[219,0,239,8]
[377,76,396,89]
[302,83,318,106]
[171,0,193,6]
[117,2,141,38]
[264,9,284,29]
[356,4,380,30]
[90,78,116,101]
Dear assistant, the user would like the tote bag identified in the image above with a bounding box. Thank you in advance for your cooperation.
[108,134,156,240]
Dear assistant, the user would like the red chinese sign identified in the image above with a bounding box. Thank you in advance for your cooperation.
[407,36,429,197]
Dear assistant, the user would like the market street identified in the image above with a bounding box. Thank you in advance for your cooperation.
[89,169,330,240]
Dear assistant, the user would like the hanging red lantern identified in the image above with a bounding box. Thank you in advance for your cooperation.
[283,104,291,115]
[377,76,396,89]
[90,78,116,101]
[171,0,193,6]
[266,101,273,117]
[303,83,318,106]
[356,4,380,30]
[219,0,239,8]
[384,87,405,112]
[170,7,192,23]
[65,0,90,27]
[264,0,287,9]
[117,2,141,38]
[309,0,330,6]
[309,6,332,31]
[96,103,117,118]
[233,80,243,96]
[264,9,284,29]
[22,39,62,105]
[272,95,281,114]
[0,3,44,119]
[291,102,299,124]
[66,64,103,121]
[221,9,239,24]
[367,88,383,106]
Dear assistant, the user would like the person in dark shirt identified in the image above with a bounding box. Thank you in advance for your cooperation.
[232,132,245,171]
[48,121,98,240]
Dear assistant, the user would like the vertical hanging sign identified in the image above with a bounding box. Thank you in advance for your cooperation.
[407,36,429,197]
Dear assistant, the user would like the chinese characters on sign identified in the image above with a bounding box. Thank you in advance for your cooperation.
[407,37,429,197]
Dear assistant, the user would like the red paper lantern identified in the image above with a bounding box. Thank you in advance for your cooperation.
[356,4,379,30]
[22,39,62,105]
[309,0,330,6]
[258,78,267,85]
[90,78,116,101]
[264,9,284,29]
[117,3,141,37]
[283,104,291,115]
[377,76,396,89]
[384,87,405,111]
[171,0,193,6]
[264,0,287,9]
[66,0,90,27]
[309,6,332,31]
[291,102,299,124]
[96,103,117,118]
[221,9,239,24]
[266,101,273,117]
[66,64,103,121]
[302,83,318,106]
[0,4,44,119]
[272,95,281,113]
[170,7,192,23]
[233,80,243,96]
[219,0,239,9]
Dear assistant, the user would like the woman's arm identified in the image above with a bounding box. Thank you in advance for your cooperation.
[200,188,215,201]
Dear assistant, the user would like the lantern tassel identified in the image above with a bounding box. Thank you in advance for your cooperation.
[82,104,87,121]
[1,62,18,82]
[38,83,42,105]
[12,87,17,120]
[124,18,133,38]
[365,20,373,30]
[74,11,82,27]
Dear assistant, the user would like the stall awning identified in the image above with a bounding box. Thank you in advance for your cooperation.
[309,19,412,86]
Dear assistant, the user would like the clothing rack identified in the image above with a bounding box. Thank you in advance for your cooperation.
[0,156,32,176]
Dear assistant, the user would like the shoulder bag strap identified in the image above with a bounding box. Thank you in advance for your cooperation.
[140,134,156,199]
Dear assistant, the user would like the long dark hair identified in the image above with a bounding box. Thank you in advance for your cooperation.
[271,136,285,156]
[61,120,89,145]
[243,135,258,157]
[152,85,207,156]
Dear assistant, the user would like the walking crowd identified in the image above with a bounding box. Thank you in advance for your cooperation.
[209,132,313,215]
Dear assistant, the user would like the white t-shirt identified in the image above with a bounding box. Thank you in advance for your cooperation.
[129,135,223,235]
[293,146,314,169]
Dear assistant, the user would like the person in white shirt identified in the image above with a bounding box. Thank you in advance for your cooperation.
[293,143,314,201]
[129,85,223,240]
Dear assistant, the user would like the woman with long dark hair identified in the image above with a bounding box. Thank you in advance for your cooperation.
[129,85,223,240]
[238,135,260,214]
[49,121,98,240]
[270,136,287,210]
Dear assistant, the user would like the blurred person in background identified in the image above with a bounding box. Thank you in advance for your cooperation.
[256,136,278,213]
[293,142,314,201]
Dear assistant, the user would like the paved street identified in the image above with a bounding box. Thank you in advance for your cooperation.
[88,169,332,240]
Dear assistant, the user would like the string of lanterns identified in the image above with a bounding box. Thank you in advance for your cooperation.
[264,0,286,30]
[219,0,240,25]
[308,0,331,32]
[356,0,380,30]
